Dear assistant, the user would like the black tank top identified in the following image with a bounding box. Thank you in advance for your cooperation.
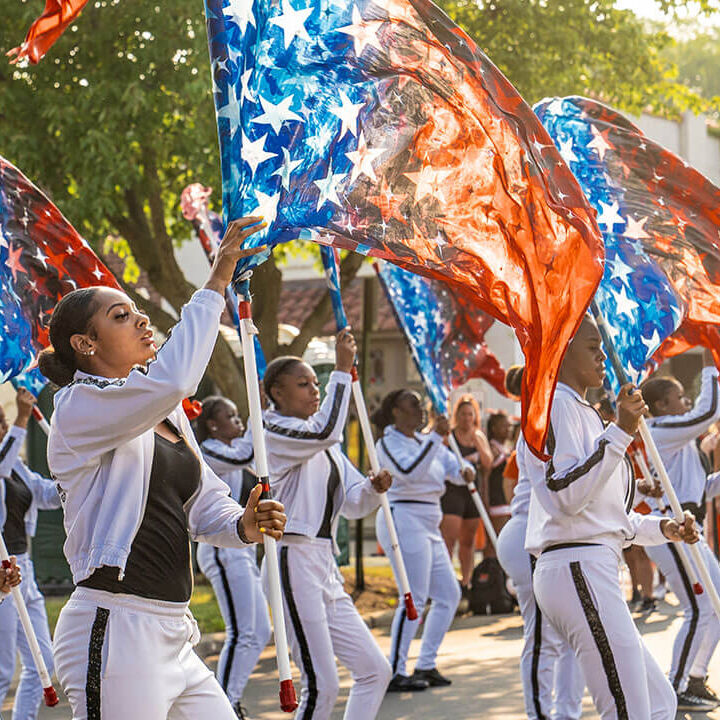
[4,471,32,555]
[80,423,201,602]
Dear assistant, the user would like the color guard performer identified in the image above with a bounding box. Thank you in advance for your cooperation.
[262,332,393,720]
[42,218,286,720]
[527,315,698,720]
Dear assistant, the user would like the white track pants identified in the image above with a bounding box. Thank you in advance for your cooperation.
[497,517,584,720]
[0,554,54,720]
[270,538,391,720]
[53,587,237,720]
[376,502,461,676]
[534,545,676,720]
[197,543,271,704]
[645,537,720,691]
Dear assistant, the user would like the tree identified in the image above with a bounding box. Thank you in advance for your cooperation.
[0,0,713,405]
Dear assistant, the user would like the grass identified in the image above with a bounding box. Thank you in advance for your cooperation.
[42,566,396,635]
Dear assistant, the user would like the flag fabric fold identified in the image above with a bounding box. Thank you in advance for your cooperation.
[536,96,720,390]
[205,0,604,456]
[8,0,90,65]
[0,156,119,385]
[375,259,507,413]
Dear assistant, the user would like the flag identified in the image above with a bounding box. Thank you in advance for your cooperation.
[8,0,90,65]
[375,260,506,413]
[180,182,267,379]
[0,156,119,385]
[319,245,349,331]
[11,367,48,397]
[204,0,604,456]
[535,96,720,390]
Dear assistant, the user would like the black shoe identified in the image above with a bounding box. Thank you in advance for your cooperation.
[637,597,657,615]
[413,667,452,687]
[676,690,718,712]
[387,673,429,692]
[687,676,720,704]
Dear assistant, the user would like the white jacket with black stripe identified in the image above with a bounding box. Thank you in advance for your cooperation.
[0,426,61,538]
[525,383,665,559]
[264,370,382,547]
[375,425,464,505]
[47,289,251,585]
[201,432,255,502]
[646,366,720,511]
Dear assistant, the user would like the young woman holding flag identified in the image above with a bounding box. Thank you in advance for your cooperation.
[527,315,698,720]
[194,397,271,720]
[260,334,393,720]
[41,218,286,720]
[0,388,61,720]
[372,389,474,692]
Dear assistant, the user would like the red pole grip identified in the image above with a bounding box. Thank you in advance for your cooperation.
[694,582,704,595]
[43,686,59,706]
[31,406,44,422]
[238,300,252,319]
[279,678,298,712]
[404,592,418,621]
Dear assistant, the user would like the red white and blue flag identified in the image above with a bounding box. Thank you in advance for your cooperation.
[0,156,119,385]
[375,259,507,413]
[536,96,720,388]
[205,0,604,456]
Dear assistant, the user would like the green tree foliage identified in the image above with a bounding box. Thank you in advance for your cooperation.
[0,0,714,403]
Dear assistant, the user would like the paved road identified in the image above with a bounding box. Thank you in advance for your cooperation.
[6,595,720,719]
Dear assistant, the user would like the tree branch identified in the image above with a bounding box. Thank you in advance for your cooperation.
[285,251,365,358]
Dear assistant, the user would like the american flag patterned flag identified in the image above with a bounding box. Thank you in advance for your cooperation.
[375,260,506,413]
[0,156,119,385]
[8,0,90,65]
[536,96,720,390]
[204,0,603,456]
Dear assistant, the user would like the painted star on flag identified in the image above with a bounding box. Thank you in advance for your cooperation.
[345,132,385,182]
[251,94,303,134]
[329,90,364,139]
[269,0,314,49]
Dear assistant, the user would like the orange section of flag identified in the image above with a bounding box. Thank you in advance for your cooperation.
[8,0,90,65]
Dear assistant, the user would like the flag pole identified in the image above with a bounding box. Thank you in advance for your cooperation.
[235,276,298,712]
[590,301,720,620]
[320,249,418,620]
[632,447,702,595]
[0,532,58,707]
[447,434,498,551]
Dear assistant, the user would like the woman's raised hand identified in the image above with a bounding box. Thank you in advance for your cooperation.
[205,217,267,295]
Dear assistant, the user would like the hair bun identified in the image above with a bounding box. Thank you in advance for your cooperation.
[37,347,75,387]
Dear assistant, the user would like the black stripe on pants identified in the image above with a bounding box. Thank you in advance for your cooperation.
[529,555,547,720]
[215,547,240,693]
[86,607,110,720]
[390,610,407,675]
[668,543,699,690]
[280,546,318,719]
[570,561,628,720]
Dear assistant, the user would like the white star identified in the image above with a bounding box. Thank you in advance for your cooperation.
[241,131,277,176]
[34,248,48,269]
[329,90,364,139]
[314,163,348,210]
[306,124,335,155]
[545,98,565,116]
[224,0,255,36]
[217,84,242,124]
[213,57,229,75]
[269,0,313,49]
[532,138,550,156]
[251,189,281,225]
[431,232,447,256]
[641,329,662,355]
[587,126,612,161]
[251,94,302,134]
[607,254,633,284]
[272,147,303,191]
[624,215,650,240]
[596,200,625,229]
[612,285,638,319]
[91,264,104,281]
[404,165,454,204]
[65,244,75,255]
[345,132,385,183]
[239,68,256,104]
[337,6,384,56]
[558,136,578,163]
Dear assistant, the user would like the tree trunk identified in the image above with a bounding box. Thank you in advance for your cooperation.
[250,255,282,360]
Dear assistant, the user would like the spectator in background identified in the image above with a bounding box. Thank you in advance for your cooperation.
[441,395,493,593]
[485,411,513,552]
